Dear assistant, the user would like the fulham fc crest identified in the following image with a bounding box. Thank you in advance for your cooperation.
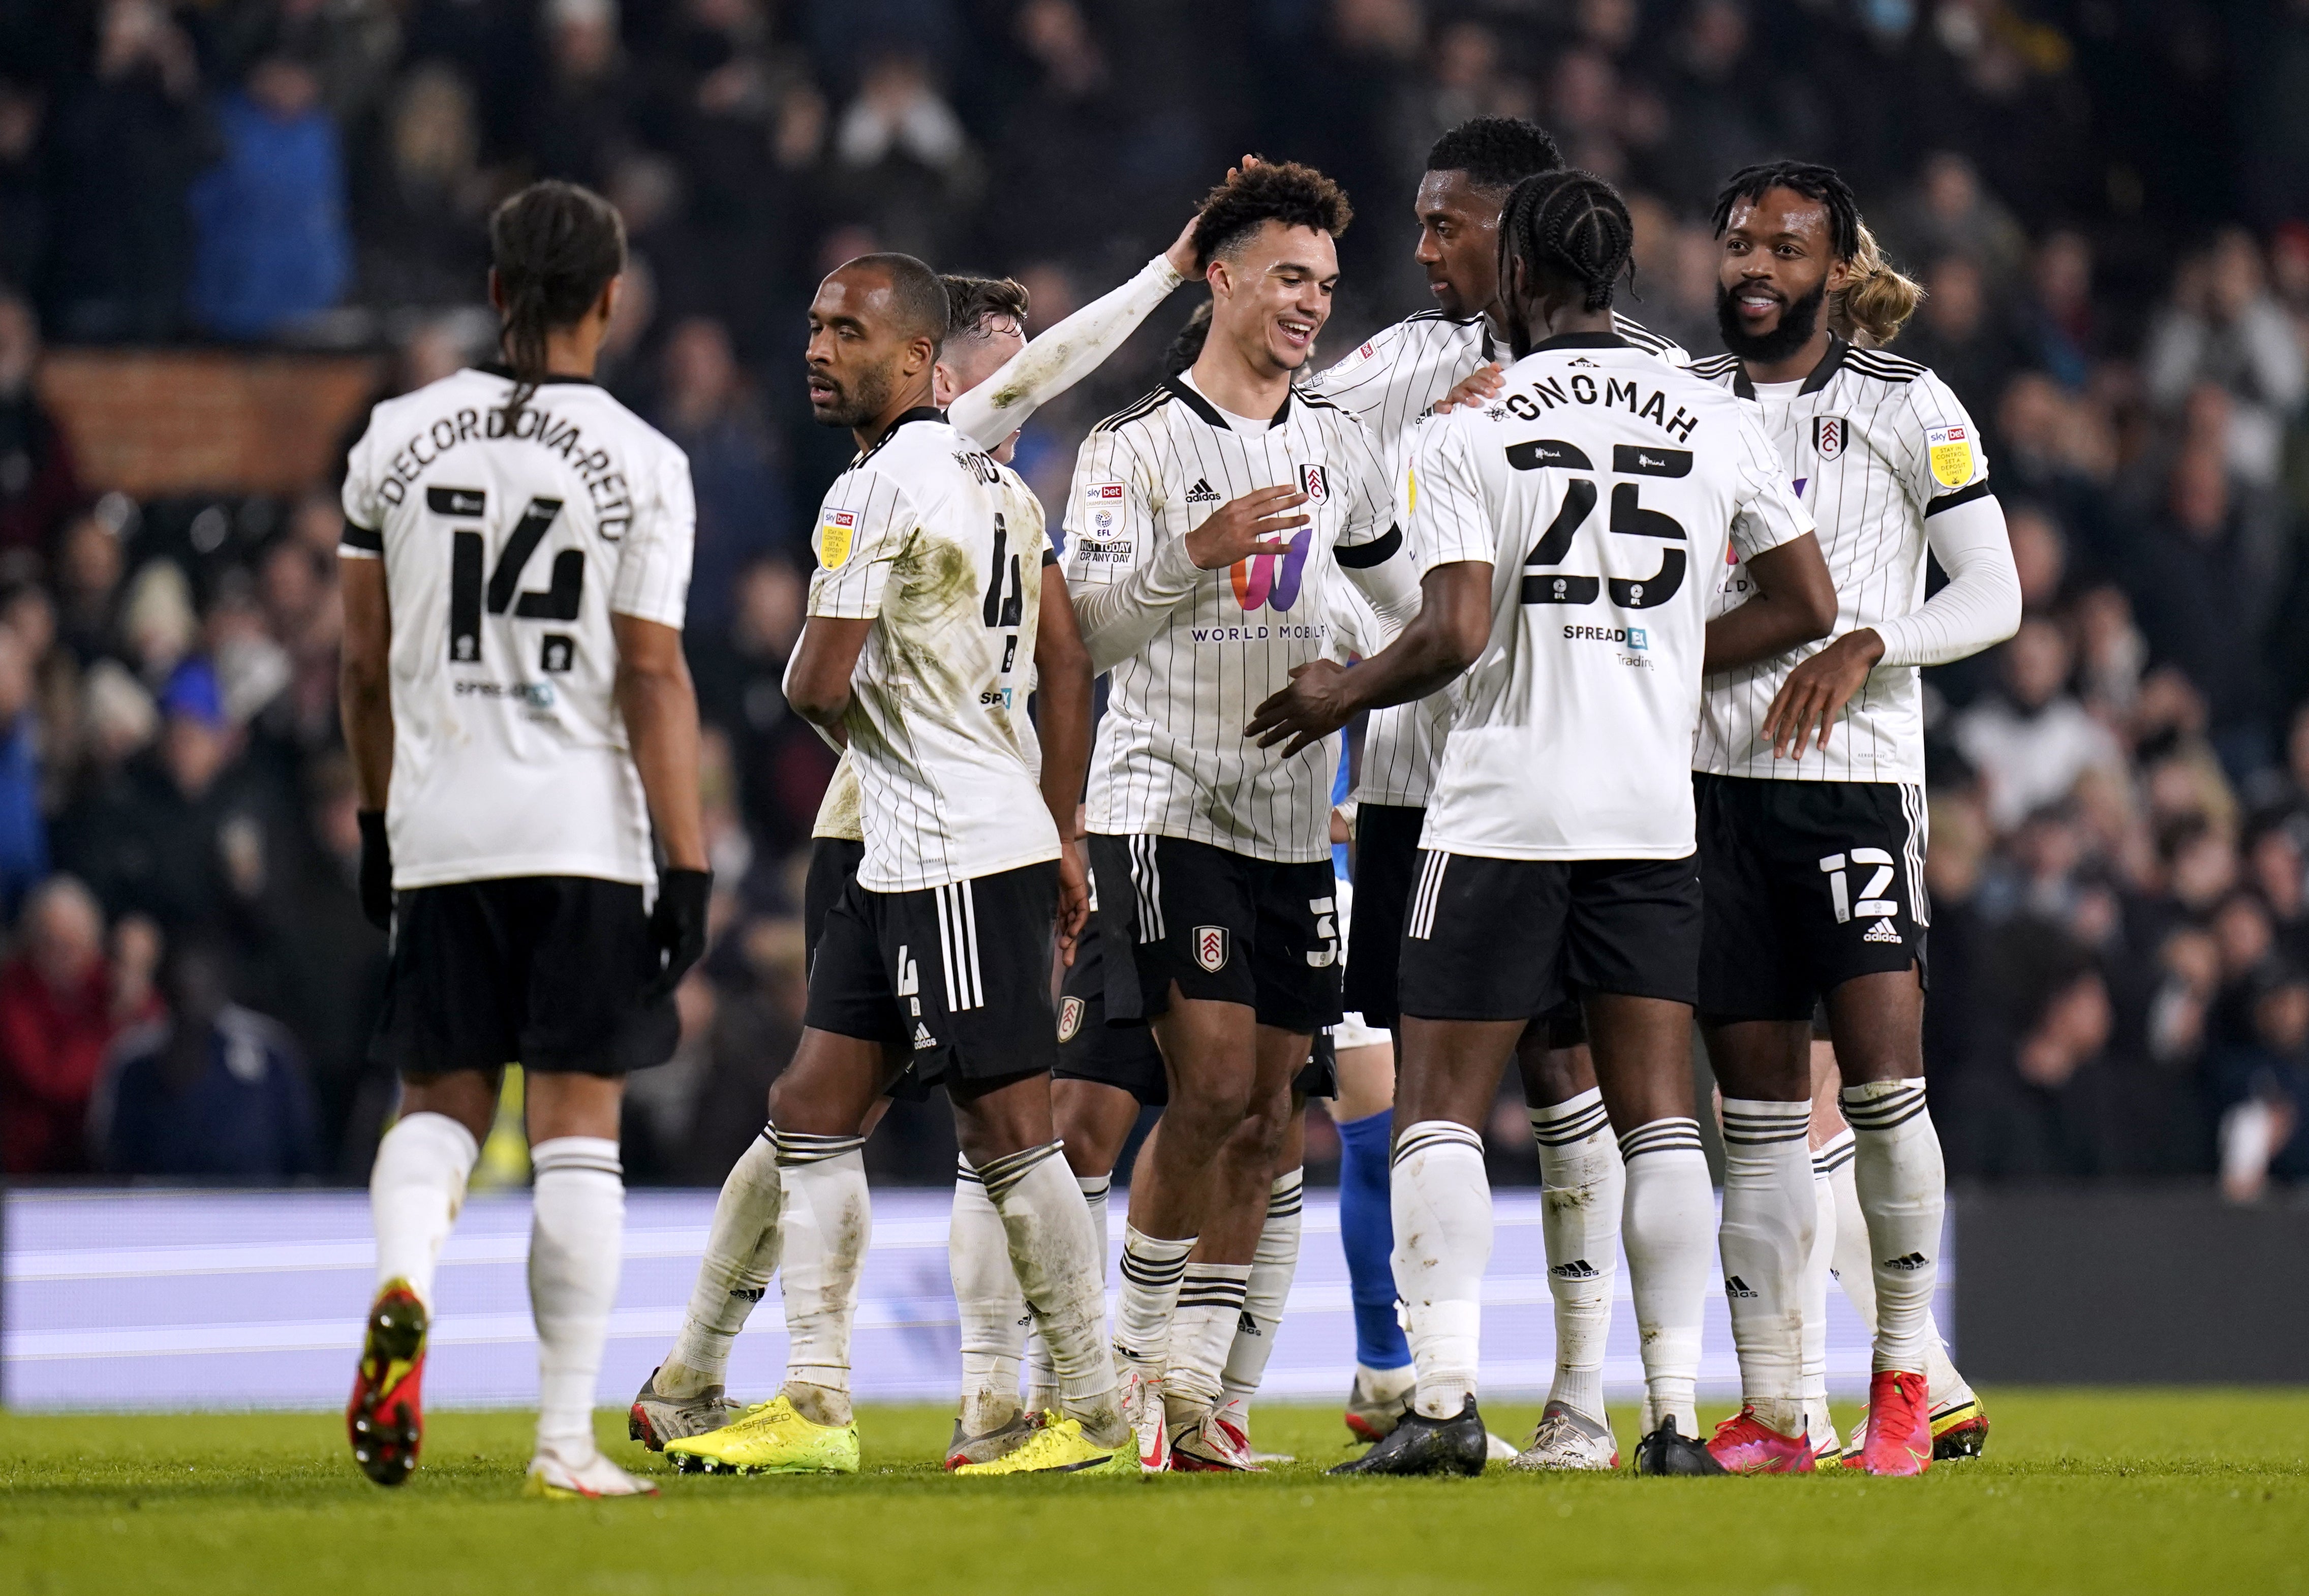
[1057,995,1084,1043]
[1813,416,1846,461]
[1297,464,1329,504]
[1194,925,1230,972]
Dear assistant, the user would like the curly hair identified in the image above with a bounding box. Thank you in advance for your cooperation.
[1830,221,1925,347]
[1709,160,1862,263]
[1498,168,1633,315]
[939,273,1030,346]
[1189,160,1353,265]
[1426,116,1564,194]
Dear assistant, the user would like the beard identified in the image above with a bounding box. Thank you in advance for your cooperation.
[809,360,895,429]
[1715,277,1828,365]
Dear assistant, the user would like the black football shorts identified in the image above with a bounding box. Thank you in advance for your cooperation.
[1695,774,1929,1023]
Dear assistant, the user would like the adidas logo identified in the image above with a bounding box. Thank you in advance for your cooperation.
[1550,1259,1600,1280]
[1862,916,1901,944]
[1724,1275,1758,1299]
[1883,1252,1928,1272]
[1185,477,1221,504]
[1237,1310,1261,1336]
[730,1286,766,1302]
[912,1021,937,1049]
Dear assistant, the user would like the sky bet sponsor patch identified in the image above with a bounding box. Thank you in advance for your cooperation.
[1926,423,1975,488]
[819,508,857,569]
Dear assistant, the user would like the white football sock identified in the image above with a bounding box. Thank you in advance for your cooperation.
[662,1126,781,1397]
[1113,1225,1192,1374]
[1027,1173,1107,1410]
[1828,1127,1965,1405]
[1827,1132,1877,1330]
[1528,1089,1621,1424]
[1841,1079,1943,1374]
[1618,1118,1711,1438]
[369,1111,478,1308]
[1390,1120,1489,1421]
[1804,1131,1851,1431]
[1165,1263,1251,1420]
[980,1145,1121,1440]
[950,1155,1028,1434]
[1219,1169,1303,1410]
[529,1137,624,1459]
[1717,1098,1814,1436]
[774,1129,871,1426]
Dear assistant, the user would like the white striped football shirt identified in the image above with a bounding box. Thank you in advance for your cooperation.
[339,367,694,889]
[1688,336,1991,784]
[1063,374,1419,864]
[1408,332,1811,860]
[805,409,1058,892]
[1305,310,1688,807]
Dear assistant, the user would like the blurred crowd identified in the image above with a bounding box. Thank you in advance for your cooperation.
[3,0,2309,1191]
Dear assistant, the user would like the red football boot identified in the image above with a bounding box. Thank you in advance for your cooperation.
[1706,1407,1817,1474]
[1850,1370,1932,1476]
[348,1279,428,1486]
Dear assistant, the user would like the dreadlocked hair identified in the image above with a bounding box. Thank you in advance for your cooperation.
[489,180,626,427]
[939,274,1030,346]
[1189,160,1352,265]
[1709,160,1861,262]
[1497,168,1634,314]
[1830,220,1925,347]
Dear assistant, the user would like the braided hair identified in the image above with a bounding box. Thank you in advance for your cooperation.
[1496,168,1634,331]
[1708,160,1861,263]
[488,180,627,427]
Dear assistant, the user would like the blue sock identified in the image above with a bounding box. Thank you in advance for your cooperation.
[1337,1108,1411,1370]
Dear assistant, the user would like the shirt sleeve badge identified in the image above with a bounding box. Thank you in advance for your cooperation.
[1925,423,1975,488]
[819,508,858,569]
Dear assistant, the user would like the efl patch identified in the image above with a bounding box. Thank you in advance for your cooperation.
[1057,995,1084,1043]
[1926,424,1975,488]
[1193,925,1229,972]
[1813,416,1846,461]
[1298,464,1329,505]
[818,509,857,569]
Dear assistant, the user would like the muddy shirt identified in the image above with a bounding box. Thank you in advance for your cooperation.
[805,408,1058,892]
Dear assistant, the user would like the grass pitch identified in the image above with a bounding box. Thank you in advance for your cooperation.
[3,1392,2305,1596]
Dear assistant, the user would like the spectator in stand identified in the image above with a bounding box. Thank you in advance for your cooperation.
[56,657,281,938]
[687,555,830,855]
[1955,618,2128,832]
[1898,253,2022,419]
[2126,439,2287,776]
[187,48,351,340]
[1951,928,2131,1178]
[353,62,495,311]
[39,0,211,342]
[652,317,787,633]
[0,877,160,1175]
[0,78,46,297]
[92,934,319,1179]
[2144,229,2306,488]
[1887,150,2030,296]
[0,622,46,913]
[830,51,979,262]
[2019,228,2098,390]
[527,0,638,190]
[0,293,81,566]
[2209,964,2309,1198]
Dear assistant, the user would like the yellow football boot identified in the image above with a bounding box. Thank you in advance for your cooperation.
[951,1415,1130,1476]
[663,1394,860,1476]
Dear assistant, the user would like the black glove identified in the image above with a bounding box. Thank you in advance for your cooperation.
[641,867,713,1002]
[357,810,393,930]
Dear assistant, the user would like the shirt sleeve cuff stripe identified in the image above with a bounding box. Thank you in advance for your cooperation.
[1335,524,1403,568]
[339,521,384,553]
[1924,477,1992,516]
